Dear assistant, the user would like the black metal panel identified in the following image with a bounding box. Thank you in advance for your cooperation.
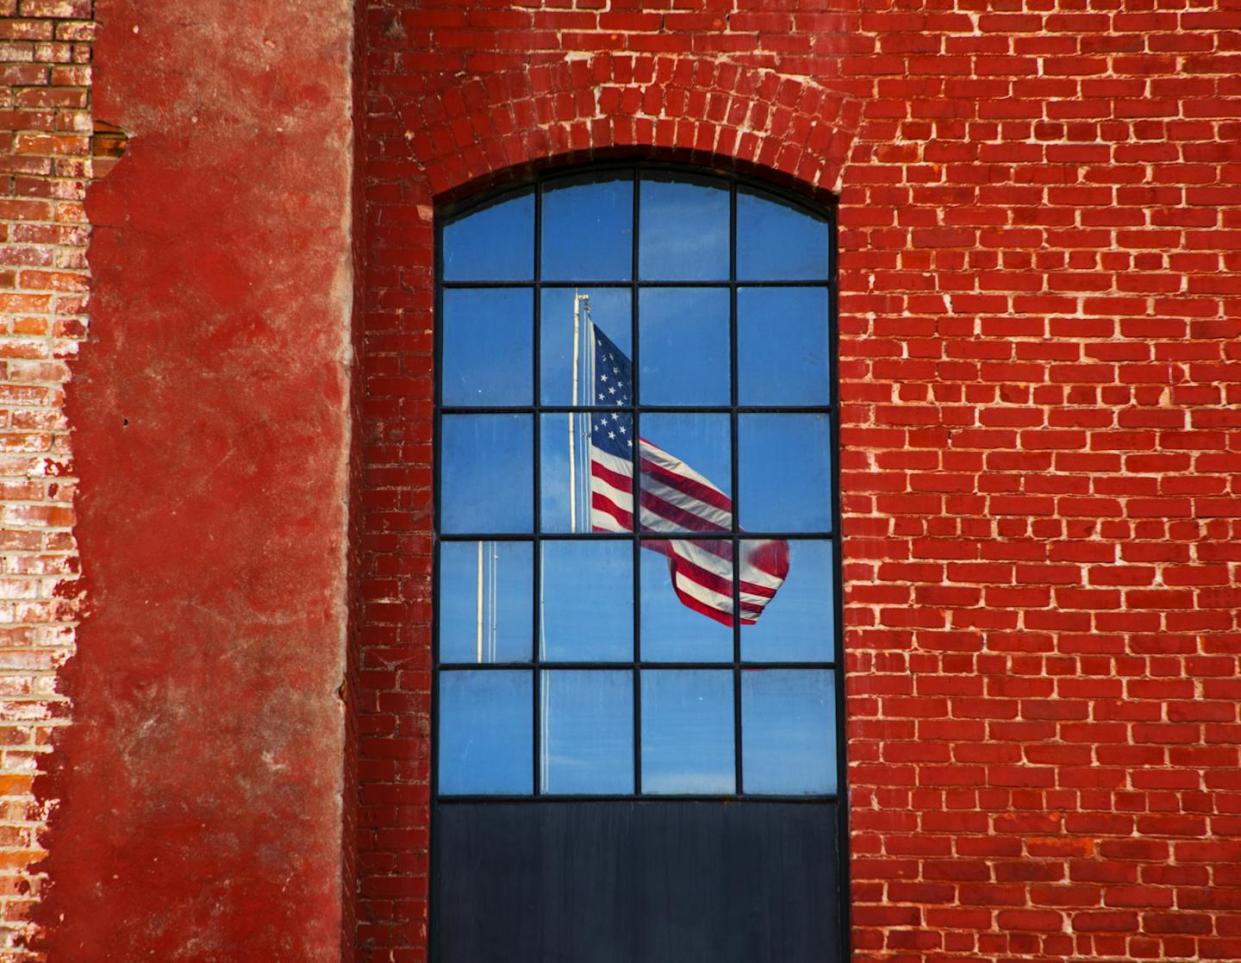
[433,800,841,963]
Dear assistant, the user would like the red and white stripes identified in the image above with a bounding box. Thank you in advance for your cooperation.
[590,437,788,627]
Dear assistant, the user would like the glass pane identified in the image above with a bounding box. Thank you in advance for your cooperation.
[442,288,533,406]
[441,415,532,534]
[439,541,532,664]
[733,536,788,630]
[738,414,830,533]
[639,174,730,280]
[540,412,634,535]
[740,540,833,662]
[539,541,632,662]
[639,414,732,534]
[439,670,532,794]
[736,187,829,281]
[541,174,633,281]
[641,670,734,794]
[541,670,633,793]
[638,288,729,406]
[540,287,632,406]
[742,669,835,794]
[640,539,733,661]
[443,189,534,281]
[737,287,830,406]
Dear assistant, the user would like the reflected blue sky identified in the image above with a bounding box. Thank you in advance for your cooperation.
[642,670,734,794]
[542,176,633,280]
[737,187,830,280]
[542,670,633,793]
[738,287,829,406]
[743,669,836,794]
[438,172,838,797]
[739,414,831,532]
[639,288,730,405]
[540,541,632,662]
[441,415,532,533]
[539,412,576,534]
[440,541,532,664]
[640,413,731,503]
[639,175,729,280]
[439,670,532,794]
[443,189,534,281]
[442,288,532,406]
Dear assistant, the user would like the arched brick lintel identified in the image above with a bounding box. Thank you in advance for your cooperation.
[404,54,863,204]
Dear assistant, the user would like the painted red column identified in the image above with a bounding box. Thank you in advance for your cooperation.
[33,1,356,957]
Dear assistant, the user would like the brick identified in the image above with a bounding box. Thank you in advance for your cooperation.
[5,0,1233,959]
[0,0,90,939]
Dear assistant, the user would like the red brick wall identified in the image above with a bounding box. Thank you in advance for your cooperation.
[0,0,91,955]
[358,2,1241,962]
[839,8,1241,956]
[5,0,1238,958]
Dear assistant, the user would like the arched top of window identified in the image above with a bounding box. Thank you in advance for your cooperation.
[441,164,833,287]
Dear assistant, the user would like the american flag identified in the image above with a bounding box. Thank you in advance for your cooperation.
[585,324,789,626]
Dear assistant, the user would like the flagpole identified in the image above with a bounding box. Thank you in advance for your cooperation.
[569,291,581,533]
[584,305,595,528]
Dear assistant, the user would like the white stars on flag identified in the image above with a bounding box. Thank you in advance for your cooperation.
[585,322,788,626]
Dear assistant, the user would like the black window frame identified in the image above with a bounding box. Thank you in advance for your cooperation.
[430,160,849,962]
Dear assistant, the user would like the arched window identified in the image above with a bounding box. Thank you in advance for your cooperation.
[433,164,845,963]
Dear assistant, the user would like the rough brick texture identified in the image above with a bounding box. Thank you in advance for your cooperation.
[839,5,1241,957]
[359,2,1241,962]
[0,1,91,955]
[2,0,1237,959]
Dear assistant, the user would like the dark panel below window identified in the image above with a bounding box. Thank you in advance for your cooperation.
[433,800,841,963]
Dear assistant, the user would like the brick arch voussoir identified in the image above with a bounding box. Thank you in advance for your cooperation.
[415,54,862,204]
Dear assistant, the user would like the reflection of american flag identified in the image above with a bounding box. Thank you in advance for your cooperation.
[586,324,789,626]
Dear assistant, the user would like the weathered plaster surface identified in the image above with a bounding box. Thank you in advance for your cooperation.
[32,1,354,957]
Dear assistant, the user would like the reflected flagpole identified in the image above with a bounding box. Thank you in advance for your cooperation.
[583,311,596,529]
[475,540,499,663]
[569,291,593,533]
[568,291,581,532]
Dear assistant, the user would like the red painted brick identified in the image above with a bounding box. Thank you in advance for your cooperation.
[3,0,1226,958]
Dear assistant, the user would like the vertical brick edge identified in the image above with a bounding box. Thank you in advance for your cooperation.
[0,0,93,956]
